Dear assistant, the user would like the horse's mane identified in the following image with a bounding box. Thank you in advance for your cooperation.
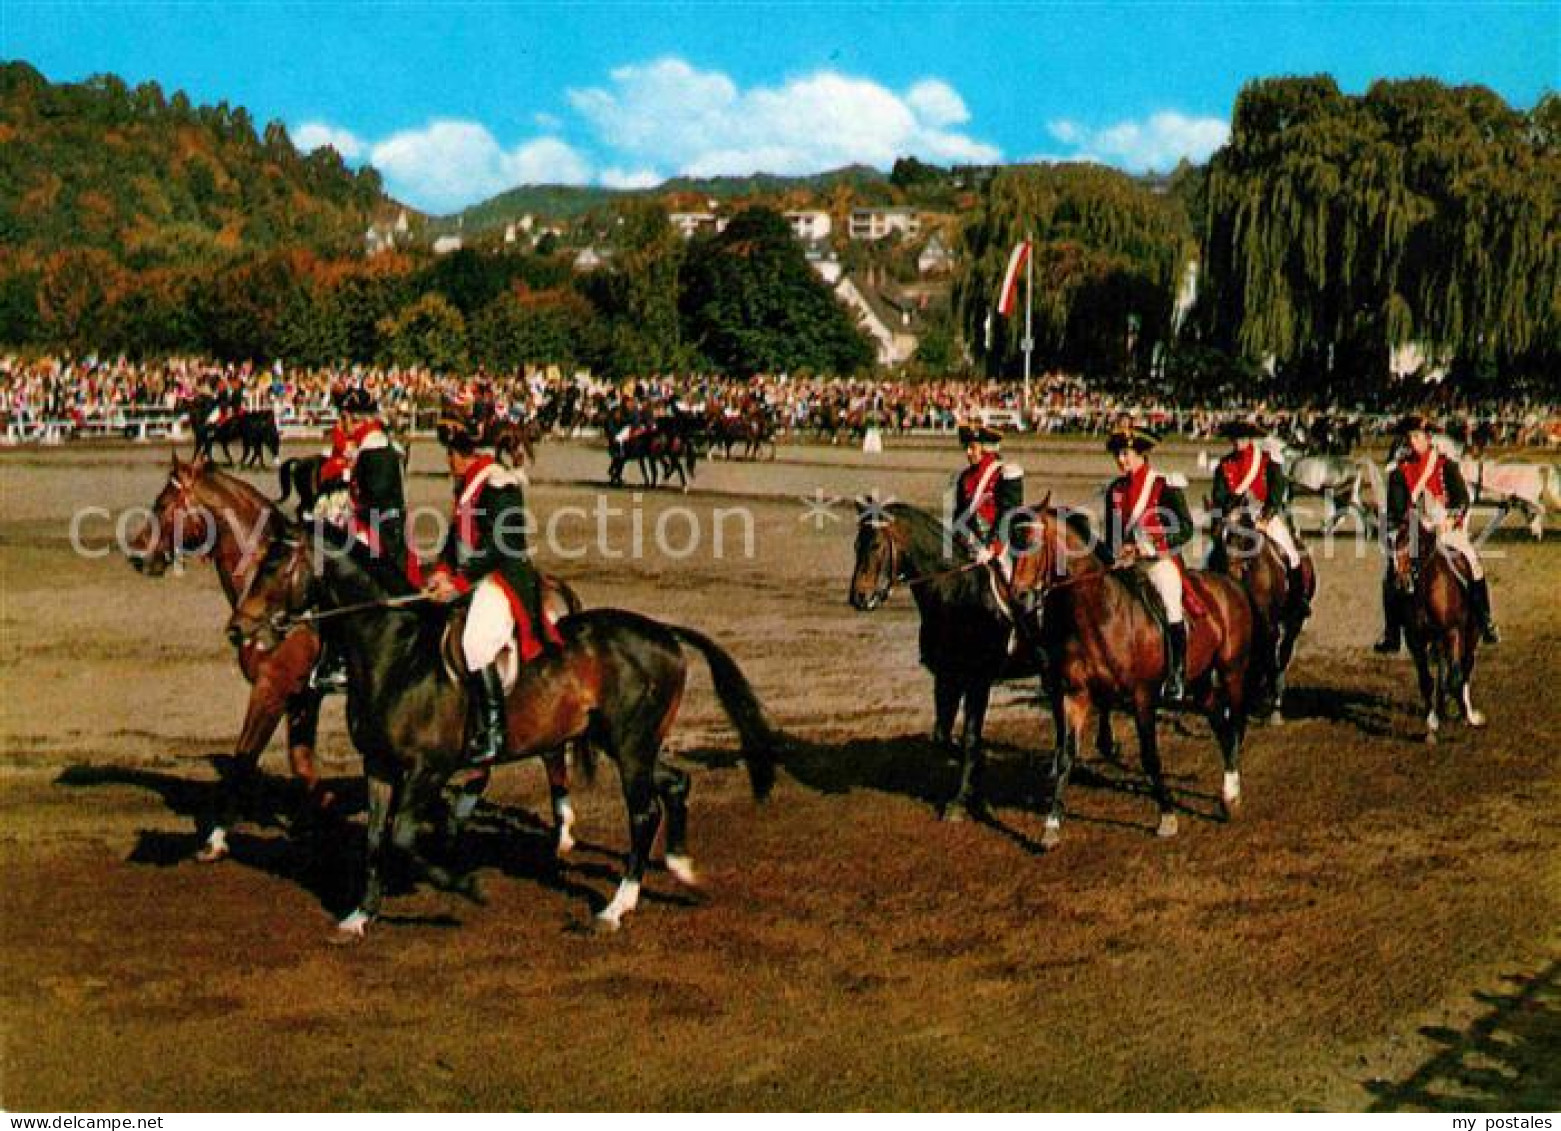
[196,463,289,534]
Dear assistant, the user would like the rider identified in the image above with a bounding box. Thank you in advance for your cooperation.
[1209,418,1310,614]
[1104,424,1196,702]
[424,414,562,767]
[952,422,1025,584]
[1374,413,1499,652]
[338,387,415,584]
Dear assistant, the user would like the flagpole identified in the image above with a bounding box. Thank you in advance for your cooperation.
[1022,231,1034,411]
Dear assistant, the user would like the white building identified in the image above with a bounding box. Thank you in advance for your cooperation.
[669,212,722,239]
[916,233,954,275]
[432,235,464,255]
[849,207,921,241]
[785,210,832,242]
[835,274,919,367]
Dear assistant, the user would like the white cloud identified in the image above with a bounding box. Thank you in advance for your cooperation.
[905,80,969,128]
[292,121,364,159]
[600,167,663,190]
[1045,111,1228,172]
[568,57,999,177]
[368,120,591,212]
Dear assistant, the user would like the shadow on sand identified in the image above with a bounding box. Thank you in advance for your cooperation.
[1365,959,1561,1111]
[53,761,690,925]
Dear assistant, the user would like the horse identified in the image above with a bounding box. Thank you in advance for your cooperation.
[189,401,279,469]
[1007,500,1257,848]
[1461,459,1561,540]
[125,455,586,863]
[847,500,1044,820]
[1385,515,1486,743]
[276,454,325,521]
[227,526,778,937]
[1285,452,1382,534]
[485,417,541,470]
[1207,506,1316,724]
[607,421,697,490]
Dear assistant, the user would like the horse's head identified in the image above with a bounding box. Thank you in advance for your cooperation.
[1006,493,1090,625]
[1388,513,1436,592]
[226,533,317,653]
[849,500,901,611]
[126,453,216,576]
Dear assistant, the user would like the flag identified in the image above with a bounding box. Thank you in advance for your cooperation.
[996,239,1031,317]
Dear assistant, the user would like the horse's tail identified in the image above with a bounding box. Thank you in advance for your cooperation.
[277,457,297,504]
[668,625,778,800]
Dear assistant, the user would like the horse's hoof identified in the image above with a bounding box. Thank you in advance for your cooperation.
[1156,813,1180,839]
[1040,820,1062,850]
[556,831,576,858]
[592,913,623,935]
[331,910,371,944]
[1268,711,1285,727]
[942,802,968,823]
[1467,710,1487,728]
[665,854,698,886]
[195,829,229,864]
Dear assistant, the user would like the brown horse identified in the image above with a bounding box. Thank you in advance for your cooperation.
[228,527,777,938]
[126,455,584,862]
[1207,506,1316,725]
[1008,500,1257,848]
[1387,517,1486,742]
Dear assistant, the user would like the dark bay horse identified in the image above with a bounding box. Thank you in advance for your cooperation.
[848,501,1042,819]
[1208,507,1316,725]
[126,455,585,862]
[1387,517,1486,742]
[228,528,777,938]
[1008,501,1257,848]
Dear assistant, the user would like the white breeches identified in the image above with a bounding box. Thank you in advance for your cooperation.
[1144,557,1184,624]
[1259,513,1302,568]
[1438,528,1485,581]
[463,578,515,669]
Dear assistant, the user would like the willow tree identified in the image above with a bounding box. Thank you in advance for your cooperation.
[954,164,1194,380]
[1201,76,1560,392]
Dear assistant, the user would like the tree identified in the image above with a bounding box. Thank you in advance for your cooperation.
[679,206,873,376]
[954,165,1192,379]
[378,293,468,370]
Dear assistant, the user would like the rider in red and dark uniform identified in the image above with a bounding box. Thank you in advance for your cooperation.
[952,423,1025,583]
[1104,425,1196,701]
[1209,419,1309,614]
[1374,413,1499,652]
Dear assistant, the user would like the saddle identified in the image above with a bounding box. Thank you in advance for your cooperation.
[1121,564,1216,671]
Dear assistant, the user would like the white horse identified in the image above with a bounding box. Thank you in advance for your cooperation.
[1461,460,1561,540]
[1199,440,1382,533]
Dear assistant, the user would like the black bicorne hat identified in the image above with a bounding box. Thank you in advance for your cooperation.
[436,414,480,453]
[958,422,1002,446]
[1106,425,1159,454]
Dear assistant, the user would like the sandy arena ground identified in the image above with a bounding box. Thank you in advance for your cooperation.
[1,435,1557,1110]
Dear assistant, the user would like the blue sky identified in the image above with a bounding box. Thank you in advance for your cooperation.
[5,2,1556,213]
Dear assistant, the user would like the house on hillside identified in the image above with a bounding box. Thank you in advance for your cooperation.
[835,272,921,367]
[785,210,832,241]
[573,247,612,272]
[670,211,724,239]
[432,234,464,255]
[917,233,954,275]
[848,206,920,241]
[806,243,843,285]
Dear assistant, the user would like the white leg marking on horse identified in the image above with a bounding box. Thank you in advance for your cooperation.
[452,792,480,825]
[1222,771,1242,804]
[555,799,577,856]
[1157,812,1180,838]
[336,909,371,937]
[196,827,230,863]
[1462,682,1486,728]
[665,853,698,886]
[595,879,641,930]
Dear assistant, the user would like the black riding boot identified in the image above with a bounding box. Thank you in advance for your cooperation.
[466,665,509,767]
[1287,566,1311,615]
[1471,579,1500,644]
[1373,577,1402,654]
[1163,622,1188,703]
[309,641,348,694]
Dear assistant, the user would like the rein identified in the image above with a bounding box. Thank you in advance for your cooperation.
[289,593,432,626]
